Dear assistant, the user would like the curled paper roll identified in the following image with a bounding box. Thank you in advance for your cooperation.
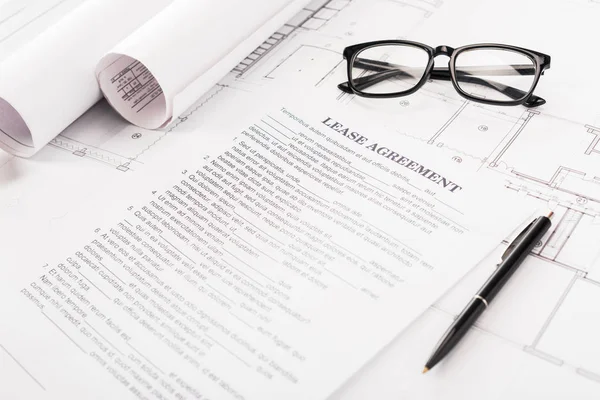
[0,0,174,157]
[0,0,309,157]
[96,0,308,129]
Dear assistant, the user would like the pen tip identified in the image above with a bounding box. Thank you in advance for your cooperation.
[547,211,554,219]
[422,367,429,374]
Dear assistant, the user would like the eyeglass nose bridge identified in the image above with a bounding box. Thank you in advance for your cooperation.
[434,45,454,57]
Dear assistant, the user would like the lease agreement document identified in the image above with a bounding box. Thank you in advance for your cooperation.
[0,94,532,399]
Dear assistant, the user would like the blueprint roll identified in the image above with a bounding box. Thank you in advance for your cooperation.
[0,0,174,158]
[96,0,311,130]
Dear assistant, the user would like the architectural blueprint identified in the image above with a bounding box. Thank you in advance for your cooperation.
[1,0,599,397]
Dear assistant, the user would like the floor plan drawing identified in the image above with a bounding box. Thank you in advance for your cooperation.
[307,48,600,384]
[388,0,438,17]
[402,81,600,389]
[241,21,600,383]
[239,1,600,386]
[265,44,343,85]
[233,0,352,77]
[584,124,600,156]
[47,83,226,172]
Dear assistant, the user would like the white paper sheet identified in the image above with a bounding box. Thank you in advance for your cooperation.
[0,0,88,62]
[0,92,532,399]
[96,0,311,129]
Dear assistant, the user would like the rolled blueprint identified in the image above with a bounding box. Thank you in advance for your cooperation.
[0,0,174,157]
[96,0,310,129]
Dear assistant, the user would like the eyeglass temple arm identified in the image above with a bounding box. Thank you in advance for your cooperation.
[338,58,545,107]
[435,68,545,107]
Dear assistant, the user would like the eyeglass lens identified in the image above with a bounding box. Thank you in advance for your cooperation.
[350,44,429,95]
[454,48,537,102]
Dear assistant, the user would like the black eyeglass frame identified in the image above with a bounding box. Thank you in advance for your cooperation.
[339,40,551,107]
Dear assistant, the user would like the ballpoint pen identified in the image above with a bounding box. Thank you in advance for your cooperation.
[423,211,554,373]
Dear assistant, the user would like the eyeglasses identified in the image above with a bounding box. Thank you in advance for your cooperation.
[338,40,551,107]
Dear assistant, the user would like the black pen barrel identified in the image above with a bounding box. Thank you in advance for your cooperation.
[478,216,551,302]
[424,298,486,370]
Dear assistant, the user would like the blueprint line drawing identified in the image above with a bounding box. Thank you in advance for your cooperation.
[488,110,539,168]
[427,99,470,145]
[233,0,352,77]
[388,0,436,18]
[423,106,600,382]
[584,125,600,156]
[45,83,225,172]
[264,44,343,83]
[0,343,46,390]
[49,136,143,172]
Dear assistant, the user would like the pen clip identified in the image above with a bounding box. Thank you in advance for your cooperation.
[499,218,536,263]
